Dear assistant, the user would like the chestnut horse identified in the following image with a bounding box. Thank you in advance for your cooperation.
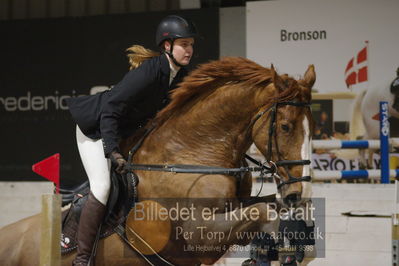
[0,57,315,266]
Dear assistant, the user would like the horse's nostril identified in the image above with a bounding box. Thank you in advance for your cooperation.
[284,193,301,205]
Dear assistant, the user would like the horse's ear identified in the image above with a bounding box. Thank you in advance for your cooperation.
[303,64,316,88]
[271,64,285,92]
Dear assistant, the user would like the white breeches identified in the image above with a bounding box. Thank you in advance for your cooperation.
[76,125,111,205]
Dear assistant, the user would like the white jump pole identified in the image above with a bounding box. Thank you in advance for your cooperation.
[312,138,399,150]
[313,169,399,181]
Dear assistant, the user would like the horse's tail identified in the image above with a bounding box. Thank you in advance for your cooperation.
[126,45,160,70]
[349,89,367,140]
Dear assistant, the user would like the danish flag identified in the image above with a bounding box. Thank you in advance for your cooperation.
[345,43,368,88]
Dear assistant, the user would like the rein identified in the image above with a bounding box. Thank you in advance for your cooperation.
[124,101,312,190]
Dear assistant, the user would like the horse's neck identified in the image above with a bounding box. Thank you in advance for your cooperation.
[143,86,264,166]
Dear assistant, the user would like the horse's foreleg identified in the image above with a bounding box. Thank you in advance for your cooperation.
[359,149,368,169]
[368,149,375,170]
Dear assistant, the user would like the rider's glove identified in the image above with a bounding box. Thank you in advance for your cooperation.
[110,151,127,174]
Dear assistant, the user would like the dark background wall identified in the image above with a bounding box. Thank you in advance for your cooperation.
[0,9,219,187]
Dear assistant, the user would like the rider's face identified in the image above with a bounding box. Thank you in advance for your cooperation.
[165,38,194,66]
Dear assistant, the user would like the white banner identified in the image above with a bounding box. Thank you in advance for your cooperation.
[312,153,375,171]
[247,0,399,93]
[312,153,399,171]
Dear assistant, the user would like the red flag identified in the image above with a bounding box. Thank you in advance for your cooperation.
[32,153,60,194]
[345,44,368,88]
[372,112,379,121]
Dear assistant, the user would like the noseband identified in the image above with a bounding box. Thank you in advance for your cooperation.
[249,101,312,190]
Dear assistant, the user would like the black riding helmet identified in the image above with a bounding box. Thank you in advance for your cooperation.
[155,15,197,67]
[156,15,197,46]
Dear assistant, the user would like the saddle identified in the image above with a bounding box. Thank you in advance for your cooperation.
[60,170,137,254]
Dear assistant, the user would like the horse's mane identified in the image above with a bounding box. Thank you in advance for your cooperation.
[154,57,298,126]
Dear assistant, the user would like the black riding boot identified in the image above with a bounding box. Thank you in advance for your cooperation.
[72,192,106,266]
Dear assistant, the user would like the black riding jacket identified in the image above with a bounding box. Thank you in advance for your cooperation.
[66,53,188,157]
[391,75,399,112]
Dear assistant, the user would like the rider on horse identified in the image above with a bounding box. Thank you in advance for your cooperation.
[66,15,197,266]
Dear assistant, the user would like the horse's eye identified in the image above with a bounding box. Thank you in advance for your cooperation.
[281,124,290,132]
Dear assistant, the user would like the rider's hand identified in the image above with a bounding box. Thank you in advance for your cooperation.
[110,151,127,174]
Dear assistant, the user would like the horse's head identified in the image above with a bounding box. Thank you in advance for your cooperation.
[252,65,315,207]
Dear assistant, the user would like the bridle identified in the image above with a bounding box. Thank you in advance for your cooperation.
[248,101,312,190]
[124,100,312,191]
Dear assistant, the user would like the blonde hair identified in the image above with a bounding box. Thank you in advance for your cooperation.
[126,45,160,70]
